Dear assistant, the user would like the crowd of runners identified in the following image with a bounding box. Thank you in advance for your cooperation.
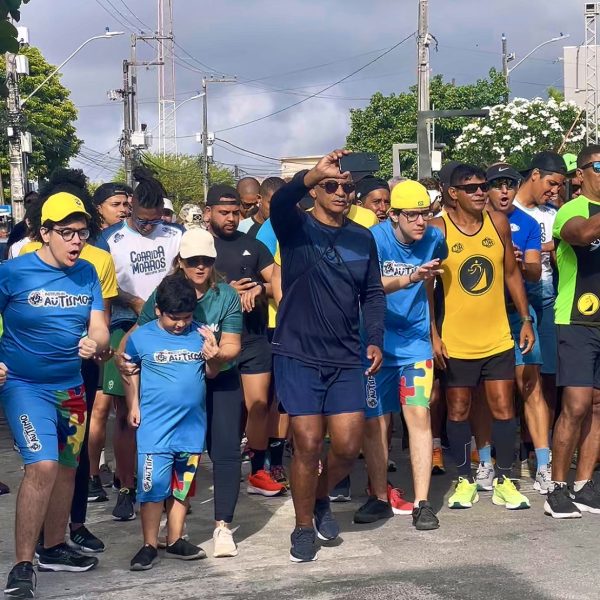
[1,142,600,598]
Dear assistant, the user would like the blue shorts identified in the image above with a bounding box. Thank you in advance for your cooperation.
[1,380,86,467]
[137,451,200,503]
[273,355,365,416]
[535,304,557,375]
[508,307,542,367]
[365,360,434,419]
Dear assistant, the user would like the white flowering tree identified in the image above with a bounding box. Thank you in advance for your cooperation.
[453,97,586,170]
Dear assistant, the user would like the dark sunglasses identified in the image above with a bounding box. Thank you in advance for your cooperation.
[183,256,215,268]
[489,179,518,190]
[134,216,163,226]
[452,182,490,194]
[580,161,600,174]
[317,181,356,194]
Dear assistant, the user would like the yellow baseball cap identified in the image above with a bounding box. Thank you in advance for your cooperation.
[41,192,91,224]
[390,180,431,211]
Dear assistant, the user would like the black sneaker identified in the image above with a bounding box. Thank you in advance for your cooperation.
[412,501,440,530]
[313,497,339,541]
[165,538,207,560]
[572,480,600,514]
[37,543,99,572]
[99,464,113,488]
[112,488,136,521]
[67,525,105,553]
[87,476,108,503]
[544,483,582,519]
[112,475,121,492]
[4,562,36,598]
[353,497,394,524]
[130,544,158,571]
[289,527,318,563]
[329,476,351,502]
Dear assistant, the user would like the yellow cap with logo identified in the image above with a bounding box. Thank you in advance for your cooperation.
[41,192,91,223]
[390,180,431,211]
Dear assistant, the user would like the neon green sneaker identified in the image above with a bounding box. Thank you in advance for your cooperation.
[448,477,479,509]
[492,476,530,509]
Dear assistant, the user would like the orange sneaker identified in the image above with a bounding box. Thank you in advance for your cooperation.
[432,447,445,475]
[247,470,286,497]
[388,483,413,515]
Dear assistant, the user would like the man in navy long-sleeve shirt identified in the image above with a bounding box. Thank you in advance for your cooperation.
[271,149,385,562]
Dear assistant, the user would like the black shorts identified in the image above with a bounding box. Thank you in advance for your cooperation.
[557,324,600,388]
[444,348,514,388]
[238,335,272,375]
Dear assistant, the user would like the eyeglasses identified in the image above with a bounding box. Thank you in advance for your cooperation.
[134,216,163,227]
[489,179,518,190]
[240,201,257,210]
[317,181,356,194]
[183,256,215,268]
[51,227,91,241]
[452,182,490,194]
[399,210,434,223]
[580,161,600,173]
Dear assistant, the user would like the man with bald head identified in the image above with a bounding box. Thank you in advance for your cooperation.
[237,177,261,219]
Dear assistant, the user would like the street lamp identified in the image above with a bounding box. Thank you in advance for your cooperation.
[20,30,125,107]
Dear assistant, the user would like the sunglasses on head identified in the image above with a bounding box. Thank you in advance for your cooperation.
[317,181,356,194]
[452,182,490,194]
[580,161,600,174]
[489,178,518,190]
[183,256,215,268]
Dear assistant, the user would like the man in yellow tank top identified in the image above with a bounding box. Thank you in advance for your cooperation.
[429,164,535,511]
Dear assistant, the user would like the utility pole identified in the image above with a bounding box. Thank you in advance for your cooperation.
[6,52,26,221]
[121,59,133,187]
[416,0,431,178]
[502,33,509,83]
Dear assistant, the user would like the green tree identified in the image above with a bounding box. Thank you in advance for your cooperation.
[0,1,30,55]
[346,68,509,179]
[0,46,81,188]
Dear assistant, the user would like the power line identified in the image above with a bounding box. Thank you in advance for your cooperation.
[215,138,280,162]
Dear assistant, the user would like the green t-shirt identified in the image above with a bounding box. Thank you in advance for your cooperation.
[553,195,600,325]
[138,281,243,369]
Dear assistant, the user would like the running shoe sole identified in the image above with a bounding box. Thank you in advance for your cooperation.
[573,502,600,514]
[533,481,550,495]
[312,518,338,542]
[492,497,530,509]
[544,501,582,518]
[289,551,318,563]
[112,513,136,521]
[130,557,159,571]
[165,550,206,560]
[37,561,97,573]
[66,539,105,554]
[329,494,351,502]
[448,493,479,509]
[4,588,34,599]
[247,485,285,497]
[391,506,413,515]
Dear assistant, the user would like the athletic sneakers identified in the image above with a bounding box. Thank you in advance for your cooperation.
[98,463,113,488]
[290,527,318,563]
[329,476,351,502]
[112,487,136,521]
[432,447,445,475]
[544,483,582,519]
[572,480,600,514]
[533,466,553,495]
[213,523,238,557]
[412,501,440,530]
[519,458,534,479]
[37,543,99,572]
[448,477,479,509]
[353,497,393,524]
[4,562,36,598]
[247,470,286,497]
[388,484,413,515]
[67,525,105,553]
[313,497,339,541]
[470,447,480,469]
[157,523,188,549]
[492,476,530,509]
[87,476,107,503]
[130,544,158,571]
[476,462,495,491]
[270,465,289,489]
[165,538,207,560]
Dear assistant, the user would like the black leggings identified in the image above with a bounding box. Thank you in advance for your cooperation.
[70,359,99,525]
[206,367,244,523]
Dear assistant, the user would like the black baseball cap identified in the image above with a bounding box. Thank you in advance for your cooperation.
[93,182,133,206]
[206,184,240,207]
[355,176,389,201]
[437,160,462,187]
[529,151,568,176]
[486,163,521,182]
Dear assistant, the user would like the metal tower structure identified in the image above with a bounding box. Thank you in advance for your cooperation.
[585,2,600,144]
[157,0,177,156]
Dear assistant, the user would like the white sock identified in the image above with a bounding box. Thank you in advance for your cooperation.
[433,438,442,450]
[574,480,589,492]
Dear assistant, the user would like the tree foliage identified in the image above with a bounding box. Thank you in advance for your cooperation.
[0,0,31,97]
[346,68,509,179]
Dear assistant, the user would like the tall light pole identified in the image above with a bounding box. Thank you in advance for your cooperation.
[416,0,431,178]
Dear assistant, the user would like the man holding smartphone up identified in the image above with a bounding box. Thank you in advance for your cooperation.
[271,150,385,563]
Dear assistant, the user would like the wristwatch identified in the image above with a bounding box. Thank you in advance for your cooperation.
[520,315,533,324]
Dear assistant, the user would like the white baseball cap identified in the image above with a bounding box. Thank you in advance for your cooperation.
[179,228,217,259]
[163,197,174,213]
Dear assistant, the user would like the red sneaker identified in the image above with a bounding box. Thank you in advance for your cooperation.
[247,470,286,497]
[388,484,413,515]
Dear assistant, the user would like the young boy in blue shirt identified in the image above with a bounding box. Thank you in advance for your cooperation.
[125,274,220,570]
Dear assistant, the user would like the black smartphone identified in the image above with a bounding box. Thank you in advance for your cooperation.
[339,152,380,175]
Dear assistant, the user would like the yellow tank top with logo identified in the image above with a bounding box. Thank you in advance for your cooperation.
[439,212,513,359]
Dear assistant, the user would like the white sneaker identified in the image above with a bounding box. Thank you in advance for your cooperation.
[533,466,552,495]
[476,462,495,491]
[213,524,238,558]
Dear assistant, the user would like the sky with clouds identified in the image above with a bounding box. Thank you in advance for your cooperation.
[18,0,584,182]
